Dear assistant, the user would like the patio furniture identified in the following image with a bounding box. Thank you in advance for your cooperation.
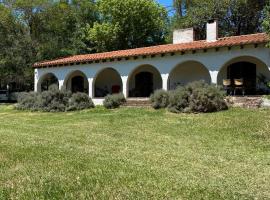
[223,79,232,95]
[234,78,245,96]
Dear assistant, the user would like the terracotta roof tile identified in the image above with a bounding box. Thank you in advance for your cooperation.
[34,33,269,68]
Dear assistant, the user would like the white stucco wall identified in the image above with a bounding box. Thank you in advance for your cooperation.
[35,44,270,105]
[173,28,194,44]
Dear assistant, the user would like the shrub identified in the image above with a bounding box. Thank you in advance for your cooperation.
[67,92,94,111]
[168,86,190,113]
[103,93,126,109]
[168,81,228,113]
[37,85,72,112]
[150,89,170,109]
[16,92,40,111]
[16,85,94,112]
[9,92,23,102]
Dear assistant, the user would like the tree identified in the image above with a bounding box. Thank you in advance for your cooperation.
[85,0,168,52]
[0,4,33,90]
[35,0,97,60]
[173,0,192,17]
[263,3,270,46]
[0,0,97,91]
[172,0,267,39]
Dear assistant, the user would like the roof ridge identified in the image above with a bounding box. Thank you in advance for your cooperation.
[219,32,267,40]
[34,32,269,68]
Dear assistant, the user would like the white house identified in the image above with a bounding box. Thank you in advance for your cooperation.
[34,20,270,105]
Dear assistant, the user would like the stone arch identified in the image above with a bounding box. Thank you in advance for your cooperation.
[127,64,162,97]
[168,61,211,90]
[93,68,123,97]
[37,73,59,92]
[217,56,270,94]
[64,70,89,93]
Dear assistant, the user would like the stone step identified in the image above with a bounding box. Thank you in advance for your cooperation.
[123,98,151,107]
[226,96,263,108]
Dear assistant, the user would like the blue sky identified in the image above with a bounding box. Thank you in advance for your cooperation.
[157,0,174,15]
[157,0,172,7]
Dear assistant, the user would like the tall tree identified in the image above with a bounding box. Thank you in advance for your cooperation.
[85,0,168,52]
[173,0,192,17]
[172,0,266,38]
[263,3,270,46]
[0,0,97,90]
[0,4,33,90]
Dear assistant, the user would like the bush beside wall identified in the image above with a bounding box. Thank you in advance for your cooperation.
[151,81,228,113]
[103,93,126,109]
[67,93,94,111]
[150,89,170,109]
[16,85,94,112]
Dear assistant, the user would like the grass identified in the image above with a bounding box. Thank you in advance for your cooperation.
[0,105,270,199]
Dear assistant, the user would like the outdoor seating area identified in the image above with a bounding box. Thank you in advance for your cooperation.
[223,78,245,96]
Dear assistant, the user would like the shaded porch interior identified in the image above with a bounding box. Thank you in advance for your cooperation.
[128,65,162,97]
[217,57,270,95]
[65,71,89,93]
[94,68,122,97]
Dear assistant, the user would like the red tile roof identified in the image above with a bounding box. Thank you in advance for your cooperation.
[34,33,269,68]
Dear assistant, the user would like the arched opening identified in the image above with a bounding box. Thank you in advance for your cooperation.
[217,56,270,95]
[168,61,211,90]
[128,65,162,97]
[37,73,59,92]
[94,68,122,97]
[64,70,89,93]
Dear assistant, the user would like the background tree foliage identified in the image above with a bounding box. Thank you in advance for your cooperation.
[0,3,33,90]
[86,0,168,52]
[263,3,270,46]
[0,0,98,90]
[173,0,267,39]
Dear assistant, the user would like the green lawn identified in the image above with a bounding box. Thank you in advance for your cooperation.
[0,105,269,199]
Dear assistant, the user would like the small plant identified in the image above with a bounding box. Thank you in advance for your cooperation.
[150,89,170,109]
[103,93,126,109]
[168,81,228,113]
[168,86,190,113]
[67,93,94,111]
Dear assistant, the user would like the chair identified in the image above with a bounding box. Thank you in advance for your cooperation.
[234,78,245,96]
[223,79,232,95]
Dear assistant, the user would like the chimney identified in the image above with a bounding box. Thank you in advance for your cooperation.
[207,19,218,42]
[173,28,194,44]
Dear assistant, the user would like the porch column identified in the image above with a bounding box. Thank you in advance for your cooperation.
[34,69,38,92]
[59,80,64,90]
[209,70,219,85]
[161,73,169,91]
[88,78,94,98]
[121,76,128,98]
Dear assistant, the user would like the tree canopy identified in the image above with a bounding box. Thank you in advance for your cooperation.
[263,3,270,46]
[85,0,168,52]
[172,0,267,39]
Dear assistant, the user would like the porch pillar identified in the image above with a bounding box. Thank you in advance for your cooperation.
[161,73,169,91]
[59,80,64,90]
[121,76,128,98]
[34,69,38,92]
[209,70,219,85]
[88,78,94,98]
